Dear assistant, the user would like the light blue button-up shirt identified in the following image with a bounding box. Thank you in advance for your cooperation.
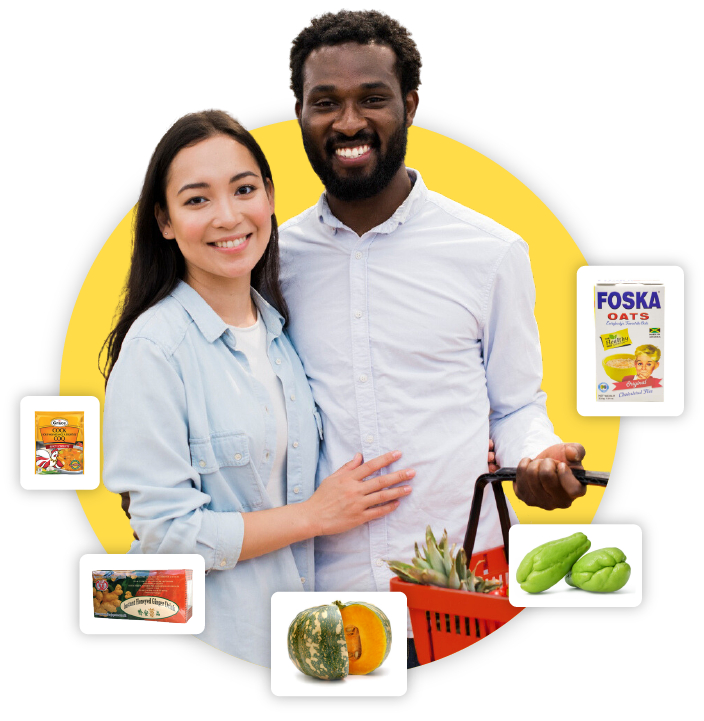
[279,170,561,604]
[102,281,321,666]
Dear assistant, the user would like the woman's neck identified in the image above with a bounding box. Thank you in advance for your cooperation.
[184,270,257,327]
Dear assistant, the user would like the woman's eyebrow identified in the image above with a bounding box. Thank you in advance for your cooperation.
[177,171,259,195]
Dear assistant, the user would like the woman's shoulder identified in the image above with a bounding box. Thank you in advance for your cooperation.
[123,293,193,358]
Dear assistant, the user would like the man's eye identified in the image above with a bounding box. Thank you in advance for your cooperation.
[185,196,207,206]
[365,96,385,104]
[313,100,335,108]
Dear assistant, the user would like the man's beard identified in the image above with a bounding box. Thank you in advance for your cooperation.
[301,121,408,202]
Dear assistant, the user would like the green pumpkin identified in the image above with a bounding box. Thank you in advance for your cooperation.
[287,601,392,680]
[287,603,349,680]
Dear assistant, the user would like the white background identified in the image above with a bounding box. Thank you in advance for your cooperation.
[508,524,642,607]
[271,592,407,696]
[3,1,701,718]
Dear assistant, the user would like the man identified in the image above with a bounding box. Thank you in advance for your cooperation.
[279,10,587,666]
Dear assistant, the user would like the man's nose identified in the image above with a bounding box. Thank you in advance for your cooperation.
[332,101,367,136]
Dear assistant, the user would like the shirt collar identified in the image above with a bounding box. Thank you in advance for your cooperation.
[170,280,284,343]
[315,168,427,235]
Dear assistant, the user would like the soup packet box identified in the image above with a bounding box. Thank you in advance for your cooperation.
[595,281,664,402]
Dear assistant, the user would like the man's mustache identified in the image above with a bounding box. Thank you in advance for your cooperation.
[325,132,380,156]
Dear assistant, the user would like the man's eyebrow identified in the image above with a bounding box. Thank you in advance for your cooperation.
[307,81,393,95]
[177,171,259,195]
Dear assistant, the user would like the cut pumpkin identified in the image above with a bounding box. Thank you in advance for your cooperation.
[334,601,391,675]
[287,600,392,680]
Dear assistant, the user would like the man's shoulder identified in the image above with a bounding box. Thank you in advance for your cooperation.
[279,205,318,240]
[423,189,522,246]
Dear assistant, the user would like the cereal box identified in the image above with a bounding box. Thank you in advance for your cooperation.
[93,569,193,622]
[595,281,664,402]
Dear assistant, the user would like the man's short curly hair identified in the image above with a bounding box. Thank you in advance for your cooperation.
[290,10,422,104]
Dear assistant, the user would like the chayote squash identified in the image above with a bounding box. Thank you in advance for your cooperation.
[565,547,631,592]
[516,532,591,593]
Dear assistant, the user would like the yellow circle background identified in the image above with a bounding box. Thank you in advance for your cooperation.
[61,120,618,551]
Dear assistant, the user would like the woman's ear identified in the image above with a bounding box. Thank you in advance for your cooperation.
[155,204,173,238]
[266,179,275,215]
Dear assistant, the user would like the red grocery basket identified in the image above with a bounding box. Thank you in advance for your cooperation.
[390,468,521,664]
[391,466,609,664]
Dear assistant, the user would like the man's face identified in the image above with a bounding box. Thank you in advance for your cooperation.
[296,42,418,202]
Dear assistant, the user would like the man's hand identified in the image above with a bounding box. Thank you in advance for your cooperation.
[488,439,499,473]
[513,443,587,510]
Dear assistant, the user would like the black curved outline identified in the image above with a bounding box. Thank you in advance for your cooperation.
[3,98,701,713]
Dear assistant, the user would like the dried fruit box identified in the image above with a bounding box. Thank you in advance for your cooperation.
[93,569,193,623]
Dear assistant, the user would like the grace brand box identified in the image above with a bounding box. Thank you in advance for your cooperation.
[595,281,664,402]
[93,569,193,622]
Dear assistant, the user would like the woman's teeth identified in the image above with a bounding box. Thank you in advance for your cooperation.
[213,237,247,248]
[335,145,371,159]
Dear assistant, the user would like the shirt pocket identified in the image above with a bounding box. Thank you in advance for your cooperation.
[189,432,264,511]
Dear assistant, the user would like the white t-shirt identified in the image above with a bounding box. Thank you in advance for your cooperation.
[229,311,288,507]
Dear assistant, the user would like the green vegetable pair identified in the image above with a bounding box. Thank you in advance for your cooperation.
[516,533,631,593]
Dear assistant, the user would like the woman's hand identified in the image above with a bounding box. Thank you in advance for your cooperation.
[303,450,414,537]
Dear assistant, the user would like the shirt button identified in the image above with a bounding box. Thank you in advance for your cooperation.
[292,441,299,448]
[355,251,363,260]
[220,560,227,567]
[275,358,282,365]
[264,406,269,413]
[234,453,242,461]
[365,434,374,444]
[265,451,270,460]
[354,311,362,318]
[359,374,368,383]
[300,577,306,585]
[293,486,301,494]
[199,460,206,468]
[290,394,296,401]
[376,559,384,567]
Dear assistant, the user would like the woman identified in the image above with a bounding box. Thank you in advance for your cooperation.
[101,110,414,666]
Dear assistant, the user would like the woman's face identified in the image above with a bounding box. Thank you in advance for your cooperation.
[157,134,274,286]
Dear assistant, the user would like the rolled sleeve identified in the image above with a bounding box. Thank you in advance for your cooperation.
[103,337,245,570]
[483,241,562,466]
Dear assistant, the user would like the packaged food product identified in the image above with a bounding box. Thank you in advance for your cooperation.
[92,569,193,622]
[35,411,84,474]
[595,281,664,402]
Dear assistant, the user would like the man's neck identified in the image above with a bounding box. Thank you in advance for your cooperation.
[326,165,413,236]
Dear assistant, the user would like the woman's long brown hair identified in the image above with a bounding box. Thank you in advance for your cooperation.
[100,110,289,384]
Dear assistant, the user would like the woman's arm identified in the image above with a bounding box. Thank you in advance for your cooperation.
[240,451,414,560]
[105,337,413,566]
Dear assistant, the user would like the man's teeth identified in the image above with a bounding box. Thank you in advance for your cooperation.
[213,237,247,248]
[336,145,371,159]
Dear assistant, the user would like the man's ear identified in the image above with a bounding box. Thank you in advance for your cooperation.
[405,90,419,127]
[155,204,172,238]
[295,101,302,125]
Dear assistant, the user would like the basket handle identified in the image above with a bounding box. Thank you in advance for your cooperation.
[462,467,610,562]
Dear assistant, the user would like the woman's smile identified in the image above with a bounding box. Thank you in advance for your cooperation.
[157,134,274,288]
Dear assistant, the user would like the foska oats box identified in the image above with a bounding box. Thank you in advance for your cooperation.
[595,281,664,402]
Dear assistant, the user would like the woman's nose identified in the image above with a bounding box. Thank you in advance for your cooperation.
[213,198,244,228]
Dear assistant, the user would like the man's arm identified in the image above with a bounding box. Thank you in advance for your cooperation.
[483,240,586,510]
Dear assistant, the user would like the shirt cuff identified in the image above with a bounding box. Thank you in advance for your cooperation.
[197,509,244,571]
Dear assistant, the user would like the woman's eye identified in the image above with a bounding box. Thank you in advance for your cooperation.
[185,196,207,206]
[236,184,256,195]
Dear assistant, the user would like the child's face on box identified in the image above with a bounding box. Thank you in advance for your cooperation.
[635,353,659,379]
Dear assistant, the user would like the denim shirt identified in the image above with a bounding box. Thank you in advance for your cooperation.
[103,281,321,666]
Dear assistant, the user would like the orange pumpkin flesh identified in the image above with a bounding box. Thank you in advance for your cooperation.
[339,604,388,675]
